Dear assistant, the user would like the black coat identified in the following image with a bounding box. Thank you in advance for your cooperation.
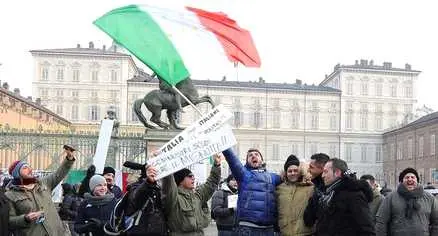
[0,188,10,236]
[313,177,375,236]
[117,180,168,236]
[211,184,237,231]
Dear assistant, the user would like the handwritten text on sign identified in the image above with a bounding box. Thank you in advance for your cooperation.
[147,105,236,179]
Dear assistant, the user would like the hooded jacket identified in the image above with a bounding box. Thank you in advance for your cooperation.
[211,182,238,231]
[276,166,314,236]
[222,148,281,226]
[314,176,375,236]
[5,158,74,236]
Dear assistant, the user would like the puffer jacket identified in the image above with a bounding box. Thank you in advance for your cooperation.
[5,158,74,236]
[376,184,438,236]
[211,182,238,231]
[276,179,314,236]
[162,165,221,236]
[222,148,281,226]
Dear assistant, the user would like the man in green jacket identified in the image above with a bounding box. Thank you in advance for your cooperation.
[162,154,222,236]
[5,147,75,236]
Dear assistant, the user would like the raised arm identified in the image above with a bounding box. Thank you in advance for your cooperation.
[222,148,245,182]
[162,173,178,216]
[43,150,75,190]
[197,164,221,203]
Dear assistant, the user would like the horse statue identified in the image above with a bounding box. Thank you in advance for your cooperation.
[133,76,215,130]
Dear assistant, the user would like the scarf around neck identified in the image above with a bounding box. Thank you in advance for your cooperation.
[397,184,423,219]
[319,178,343,210]
[84,192,114,206]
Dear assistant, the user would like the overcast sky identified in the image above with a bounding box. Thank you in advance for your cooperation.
[1,0,437,110]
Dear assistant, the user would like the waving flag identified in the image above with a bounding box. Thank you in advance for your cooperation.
[94,4,261,86]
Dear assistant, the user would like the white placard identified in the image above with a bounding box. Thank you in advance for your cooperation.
[93,119,114,174]
[227,194,238,209]
[147,105,236,179]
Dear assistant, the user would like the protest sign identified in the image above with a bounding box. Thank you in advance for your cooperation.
[227,195,238,209]
[93,119,114,174]
[147,105,236,179]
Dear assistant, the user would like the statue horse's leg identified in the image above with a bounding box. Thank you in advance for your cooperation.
[191,95,215,107]
[149,107,170,129]
[167,109,184,130]
[133,99,156,129]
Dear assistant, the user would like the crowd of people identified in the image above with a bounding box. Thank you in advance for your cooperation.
[0,145,438,236]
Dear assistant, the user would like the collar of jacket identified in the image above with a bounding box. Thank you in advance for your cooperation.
[177,186,195,196]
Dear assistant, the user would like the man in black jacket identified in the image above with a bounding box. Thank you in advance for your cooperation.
[303,153,329,227]
[211,174,238,235]
[312,158,375,236]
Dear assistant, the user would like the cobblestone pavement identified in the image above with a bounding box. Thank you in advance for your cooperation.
[204,222,218,236]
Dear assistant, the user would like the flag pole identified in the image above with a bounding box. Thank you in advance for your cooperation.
[171,85,203,115]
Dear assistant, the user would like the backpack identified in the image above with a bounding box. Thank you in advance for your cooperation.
[104,192,167,236]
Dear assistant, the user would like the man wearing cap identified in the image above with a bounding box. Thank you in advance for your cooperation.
[102,166,123,199]
[376,167,438,236]
[4,147,75,236]
[276,155,314,236]
[211,174,238,235]
[162,153,222,236]
[222,148,282,235]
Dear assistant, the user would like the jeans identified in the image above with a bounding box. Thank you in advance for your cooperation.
[237,225,275,236]
[218,230,237,236]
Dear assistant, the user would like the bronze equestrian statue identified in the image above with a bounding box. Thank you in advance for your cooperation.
[133,76,215,130]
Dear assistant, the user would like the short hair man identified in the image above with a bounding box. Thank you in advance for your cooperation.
[312,158,375,236]
[303,153,330,227]
[222,148,282,235]
[376,167,438,236]
[360,174,384,222]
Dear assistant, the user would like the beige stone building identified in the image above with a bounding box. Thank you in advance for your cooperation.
[383,112,438,189]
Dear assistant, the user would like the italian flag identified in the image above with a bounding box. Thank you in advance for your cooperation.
[94,4,261,86]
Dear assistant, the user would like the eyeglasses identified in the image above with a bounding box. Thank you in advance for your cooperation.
[187,174,194,178]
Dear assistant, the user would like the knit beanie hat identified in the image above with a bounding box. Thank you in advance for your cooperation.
[103,166,116,176]
[174,168,193,186]
[89,175,107,192]
[9,160,28,179]
[399,167,419,183]
[284,154,300,172]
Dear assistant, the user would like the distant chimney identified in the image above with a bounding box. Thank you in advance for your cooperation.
[113,44,117,52]
[102,45,106,51]
[35,98,41,105]
[27,96,32,101]
[13,88,20,96]
[355,60,359,65]
[325,74,328,79]
[258,77,265,83]
[383,62,392,69]
[296,79,302,85]
[2,82,9,90]
[405,63,411,70]
[76,44,81,48]
[360,59,368,66]
[370,60,374,66]
[334,63,340,70]
[89,41,94,49]
[222,76,226,81]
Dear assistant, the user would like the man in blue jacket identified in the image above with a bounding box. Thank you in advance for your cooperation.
[222,148,281,235]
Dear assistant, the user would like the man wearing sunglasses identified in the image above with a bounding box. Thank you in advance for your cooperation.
[162,153,222,236]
